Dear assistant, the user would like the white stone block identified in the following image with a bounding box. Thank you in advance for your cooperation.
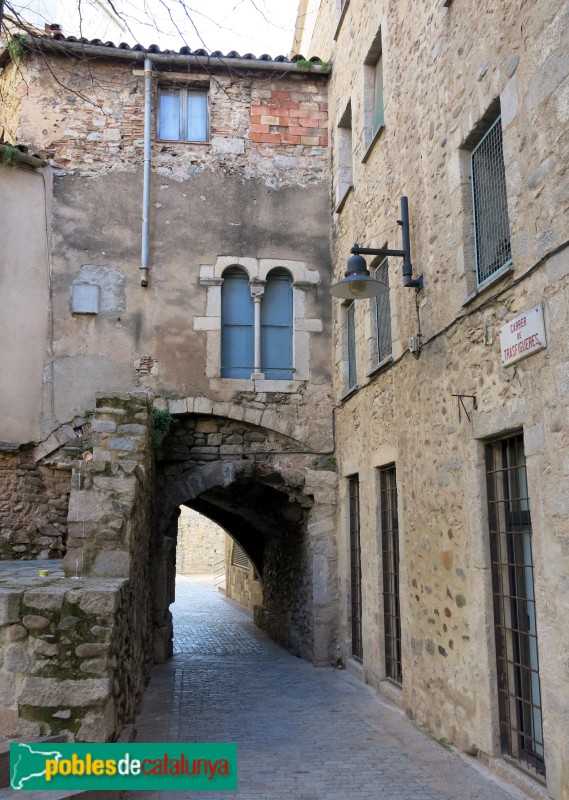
[168,398,188,414]
[193,397,213,414]
[501,77,518,129]
[193,317,220,331]
[212,136,245,154]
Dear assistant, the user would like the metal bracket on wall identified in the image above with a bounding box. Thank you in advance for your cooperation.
[451,394,477,423]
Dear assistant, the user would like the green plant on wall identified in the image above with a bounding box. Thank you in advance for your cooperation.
[295,58,330,72]
[151,408,177,450]
[7,34,27,65]
[1,143,21,166]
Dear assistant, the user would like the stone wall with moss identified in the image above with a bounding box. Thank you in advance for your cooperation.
[0,573,142,741]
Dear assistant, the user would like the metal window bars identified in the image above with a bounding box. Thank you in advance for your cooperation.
[471,116,512,286]
[486,434,545,777]
[380,466,402,684]
[347,302,357,389]
[349,476,363,661]
[374,257,392,363]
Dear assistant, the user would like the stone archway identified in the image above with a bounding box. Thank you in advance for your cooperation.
[151,413,338,667]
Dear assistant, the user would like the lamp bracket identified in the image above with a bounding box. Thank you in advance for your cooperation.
[450,394,478,424]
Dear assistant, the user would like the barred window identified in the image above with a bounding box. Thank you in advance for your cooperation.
[374,257,392,363]
[349,475,363,661]
[486,433,545,776]
[379,465,401,684]
[471,115,512,286]
[347,301,357,390]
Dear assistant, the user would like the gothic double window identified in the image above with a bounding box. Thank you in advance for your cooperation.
[221,267,293,380]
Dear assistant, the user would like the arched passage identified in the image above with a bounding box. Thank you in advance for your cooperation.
[151,413,338,666]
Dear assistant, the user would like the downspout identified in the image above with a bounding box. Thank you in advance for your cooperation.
[141,57,152,287]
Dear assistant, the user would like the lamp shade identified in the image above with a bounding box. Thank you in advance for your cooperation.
[329,252,388,299]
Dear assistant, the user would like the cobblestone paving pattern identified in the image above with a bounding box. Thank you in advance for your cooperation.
[125,575,527,800]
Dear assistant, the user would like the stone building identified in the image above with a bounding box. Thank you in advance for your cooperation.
[175,507,225,575]
[295,1,568,799]
[1,5,569,798]
[0,30,337,740]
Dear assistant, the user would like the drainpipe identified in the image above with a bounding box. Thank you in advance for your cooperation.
[140,57,152,287]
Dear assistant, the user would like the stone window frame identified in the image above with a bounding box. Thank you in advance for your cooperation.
[335,100,354,213]
[339,299,359,399]
[458,99,514,304]
[362,25,386,164]
[333,0,351,41]
[195,256,321,393]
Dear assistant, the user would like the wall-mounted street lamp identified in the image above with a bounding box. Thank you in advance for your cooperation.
[329,197,424,299]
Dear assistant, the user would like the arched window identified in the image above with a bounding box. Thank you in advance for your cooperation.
[221,268,253,378]
[261,269,293,380]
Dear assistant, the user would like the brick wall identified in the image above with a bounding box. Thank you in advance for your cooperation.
[249,89,328,147]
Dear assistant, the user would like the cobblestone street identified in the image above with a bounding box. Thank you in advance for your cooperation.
[125,575,527,800]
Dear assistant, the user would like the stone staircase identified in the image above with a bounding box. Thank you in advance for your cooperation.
[0,736,120,799]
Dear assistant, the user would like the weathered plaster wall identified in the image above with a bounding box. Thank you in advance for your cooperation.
[176,507,225,574]
[302,0,569,796]
[0,164,50,445]
[0,55,332,448]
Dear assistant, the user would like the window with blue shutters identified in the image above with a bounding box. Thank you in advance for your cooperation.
[221,268,254,378]
[261,269,293,379]
[157,87,208,143]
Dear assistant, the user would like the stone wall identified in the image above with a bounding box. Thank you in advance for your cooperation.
[2,54,328,186]
[302,0,569,797]
[225,536,263,610]
[176,507,225,574]
[154,410,338,665]
[0,449,71,560]
[0,570,143,742]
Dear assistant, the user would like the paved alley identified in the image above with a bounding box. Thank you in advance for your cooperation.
[125,575,526,800]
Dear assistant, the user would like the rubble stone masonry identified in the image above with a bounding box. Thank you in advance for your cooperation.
[301,0,569,797]
[1,56,328,187]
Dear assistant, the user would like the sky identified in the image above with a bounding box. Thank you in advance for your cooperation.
[123,0,300,57]
[15,0,300,56]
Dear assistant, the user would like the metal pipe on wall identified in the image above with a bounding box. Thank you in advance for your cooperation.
[140,57,152,287]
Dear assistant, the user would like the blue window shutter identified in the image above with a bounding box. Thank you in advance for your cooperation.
[187,92,208,142]
[261,270,293,380]
[221,269,253,378]
[158,89,181,140]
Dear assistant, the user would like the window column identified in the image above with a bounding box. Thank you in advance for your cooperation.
[250,280,265,379]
